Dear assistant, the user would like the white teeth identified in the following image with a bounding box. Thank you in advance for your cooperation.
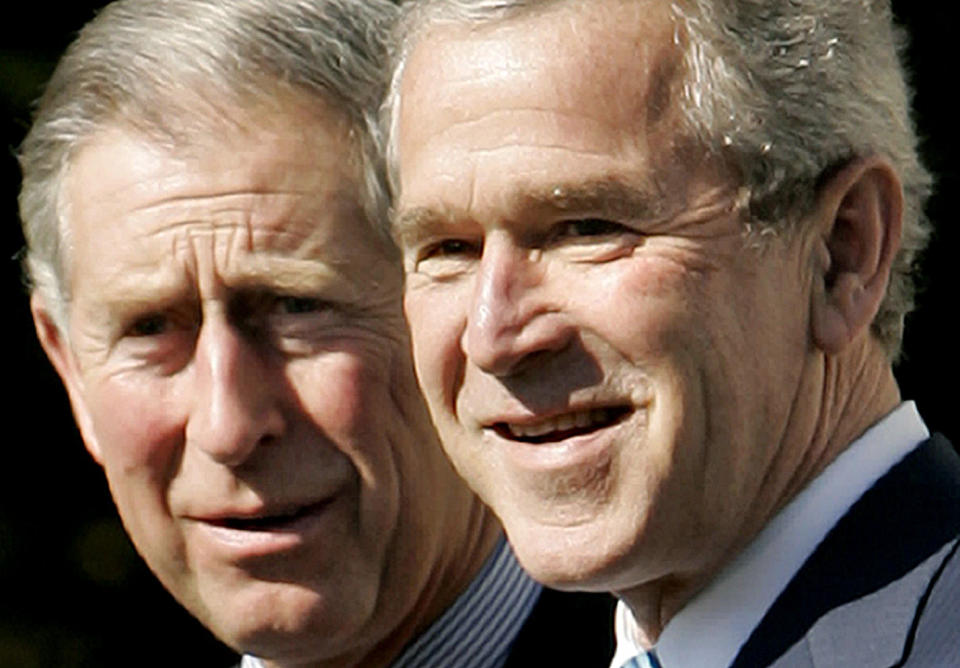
[505,408,614,439]
[508,421,556,438]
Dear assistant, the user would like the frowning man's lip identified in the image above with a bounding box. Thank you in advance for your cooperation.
[186,498,340,557]
[196,500,335,531]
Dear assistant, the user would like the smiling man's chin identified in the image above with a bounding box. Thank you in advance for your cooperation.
[503,510,642,589]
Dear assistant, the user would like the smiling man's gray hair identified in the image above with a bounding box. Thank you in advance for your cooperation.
[383,0,931,359]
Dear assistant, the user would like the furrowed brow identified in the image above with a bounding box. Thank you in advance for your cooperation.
[227,255,359,302]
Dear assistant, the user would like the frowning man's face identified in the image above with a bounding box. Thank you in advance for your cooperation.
[33,98,488,665]
[395,0,821,596]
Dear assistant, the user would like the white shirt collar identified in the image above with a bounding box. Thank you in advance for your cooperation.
[611,402,929,668]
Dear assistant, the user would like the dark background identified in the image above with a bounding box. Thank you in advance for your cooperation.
[2,3,957,667]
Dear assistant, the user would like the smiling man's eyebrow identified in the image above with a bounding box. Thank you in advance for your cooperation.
[517,178,666,221]
[394,177,666,249]
[392,205,466,251]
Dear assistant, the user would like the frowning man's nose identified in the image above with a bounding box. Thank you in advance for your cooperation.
[186,312,285,467]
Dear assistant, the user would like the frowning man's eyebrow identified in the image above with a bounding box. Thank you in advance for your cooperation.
[85,254,358,323]
[393,176,667,249]
[224,255,358,300]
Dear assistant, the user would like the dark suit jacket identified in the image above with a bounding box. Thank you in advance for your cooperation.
[731,434,960,667]
[504,587,616,667]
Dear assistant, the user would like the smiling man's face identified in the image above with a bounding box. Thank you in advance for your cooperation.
[33,97,489,665]
[395,0,820,594]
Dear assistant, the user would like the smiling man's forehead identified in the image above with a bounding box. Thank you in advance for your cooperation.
[395,0,691,230]
[400,0,681,123]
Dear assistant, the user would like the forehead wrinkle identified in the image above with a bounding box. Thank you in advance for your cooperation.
[428,105,648,147]
[82,238,354,318]
[137,189,331,230]
[163,219,354,298]
[131,184,321,206]
[466,145,624,162]
[143,194,355,252]
[219,213,255,295]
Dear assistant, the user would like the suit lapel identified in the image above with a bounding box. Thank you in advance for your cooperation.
[768,540,957,667]
[732,435,960,668]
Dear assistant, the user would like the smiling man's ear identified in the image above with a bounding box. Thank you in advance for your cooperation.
[810,156,903,356]
[31,292,104,465]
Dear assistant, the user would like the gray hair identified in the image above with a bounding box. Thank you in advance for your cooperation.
[383,0,932,359]
[19,0,398,326]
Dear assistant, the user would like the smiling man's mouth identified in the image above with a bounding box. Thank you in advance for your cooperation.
[492,406,631,444]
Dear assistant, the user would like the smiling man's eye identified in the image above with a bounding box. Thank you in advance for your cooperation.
[422,238,480,259]
[412,238,482,278]
[279,296,328,314]
[560,218,623,237]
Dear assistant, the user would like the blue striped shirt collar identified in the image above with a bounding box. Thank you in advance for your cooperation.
[241,535,541,668]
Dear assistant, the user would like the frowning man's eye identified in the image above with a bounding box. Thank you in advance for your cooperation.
[115,308,198,374]
[128,314,169,337]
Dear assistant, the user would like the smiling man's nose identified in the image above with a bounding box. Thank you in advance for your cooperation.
[186,316,285,466]
[462,238,573,376]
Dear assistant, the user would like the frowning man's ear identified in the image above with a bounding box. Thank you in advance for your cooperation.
[810,156,903,355]
[31,292,104,465]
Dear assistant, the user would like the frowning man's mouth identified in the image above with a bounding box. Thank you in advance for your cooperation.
[189,499,343,557]
[201,500,334,532]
